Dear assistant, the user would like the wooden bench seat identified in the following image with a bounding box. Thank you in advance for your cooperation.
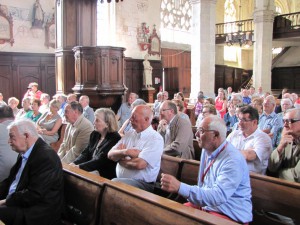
[63,155,300,225]
[63,163,108,225]
[51,123,67,152]
[99,181,238,225]
[154,154,183,198]
[193,139,202,161]
[63,163,238,225]
[250,172,300,225]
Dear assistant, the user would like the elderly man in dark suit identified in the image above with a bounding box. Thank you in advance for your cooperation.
[0,119,64,225]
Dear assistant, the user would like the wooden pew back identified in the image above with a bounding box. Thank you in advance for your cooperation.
[51,123,67,152]
[63,164,107,225]
[154,154,183,198]
[250,172,300,225]
[193,139,202,160]
[99,182,238,225]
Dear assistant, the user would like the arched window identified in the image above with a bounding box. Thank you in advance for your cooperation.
[160,0,192,44]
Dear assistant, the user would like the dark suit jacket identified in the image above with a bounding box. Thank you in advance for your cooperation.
[0,138,64,225]
[73,131,121,179]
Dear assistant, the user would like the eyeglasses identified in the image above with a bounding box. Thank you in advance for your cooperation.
[283,119,300,124]
[238,118,253,123]
[195,127,216,137]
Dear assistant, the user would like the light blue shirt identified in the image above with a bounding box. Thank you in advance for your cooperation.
[178,141,252,223]
[8,144,34,195]
[258,111,283,147]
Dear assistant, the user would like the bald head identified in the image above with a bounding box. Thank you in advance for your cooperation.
[130,105,153,132]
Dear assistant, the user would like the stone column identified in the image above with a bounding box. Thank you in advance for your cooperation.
[253,0,275,92]
[189,0,217,101]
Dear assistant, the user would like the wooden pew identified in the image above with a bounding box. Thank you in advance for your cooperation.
[51,123,67,152]
[250,172,300,225]
[193,139,202,160]
[63,163,108,225]
[63,162,239,225]
[154,154,183,198]
[99,181,238,225]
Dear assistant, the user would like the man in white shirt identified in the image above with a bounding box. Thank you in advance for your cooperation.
[108,105,163,192]
[227,105,272,174]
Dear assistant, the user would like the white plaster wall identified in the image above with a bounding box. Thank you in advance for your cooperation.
[0,0,55,53]
[114,0,161,60]
[275,46,300,67]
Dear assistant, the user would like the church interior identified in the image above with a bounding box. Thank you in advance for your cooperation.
[0,0,299,110]
[0,1,300,225]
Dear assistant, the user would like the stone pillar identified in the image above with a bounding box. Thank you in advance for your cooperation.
[253,0,275,92]
[189,0,217,101]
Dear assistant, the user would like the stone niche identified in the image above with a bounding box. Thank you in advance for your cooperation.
[72,46,127,112]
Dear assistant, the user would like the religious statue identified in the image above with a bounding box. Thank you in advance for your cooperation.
[143,54,153,88]
[32,0,44,29]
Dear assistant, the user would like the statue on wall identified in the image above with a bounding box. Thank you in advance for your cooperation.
[32,0,44,29]
[143,54,153,88]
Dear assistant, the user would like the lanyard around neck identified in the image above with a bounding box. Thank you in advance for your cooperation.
[201,143,227,183]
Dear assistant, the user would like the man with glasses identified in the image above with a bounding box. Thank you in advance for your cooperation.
[161,115,252,224]
[158,100,194,159]
[227,106,272,174]
[268,108,300,183]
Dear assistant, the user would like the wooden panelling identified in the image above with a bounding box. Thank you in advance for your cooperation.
[0,52,55,105]
[164,67,179,98]
[215,65,249,93]
[161,48,191,97]
[272,66,300,90]
[124,58,162,100]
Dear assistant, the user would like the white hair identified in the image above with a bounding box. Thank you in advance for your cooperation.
[207,115,227,141]
[7,118,38,137]
[231,93,243,103]
[286,108,300,120]
[281,98,293,107]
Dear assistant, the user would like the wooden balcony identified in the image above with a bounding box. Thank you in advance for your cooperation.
[215,12,300,44]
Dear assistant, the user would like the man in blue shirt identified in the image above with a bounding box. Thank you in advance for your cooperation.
[242,89,251,105]
[161,115,252,224]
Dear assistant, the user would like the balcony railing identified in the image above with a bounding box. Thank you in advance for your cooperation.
[215,19,254,44]
[215,12,300,44]
[273,12,300,39]
[216,19,254,37]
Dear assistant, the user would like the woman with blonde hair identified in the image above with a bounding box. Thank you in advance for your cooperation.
[36,99,62,145]
[72,108,121,179]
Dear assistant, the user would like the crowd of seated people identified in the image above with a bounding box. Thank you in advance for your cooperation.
[1,81,300,224]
